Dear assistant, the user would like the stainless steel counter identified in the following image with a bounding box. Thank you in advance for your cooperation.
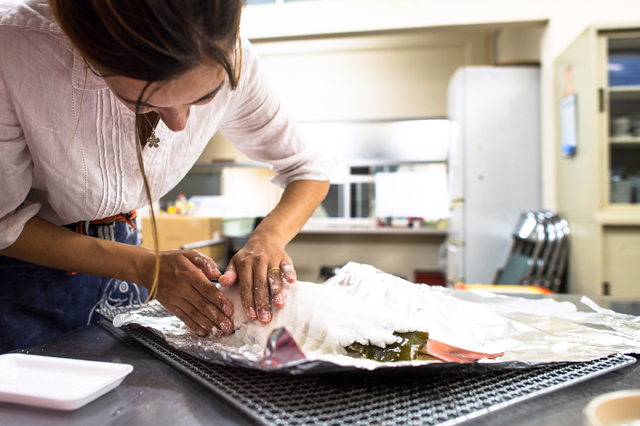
[2,295,640,426]
[1,323,259,426]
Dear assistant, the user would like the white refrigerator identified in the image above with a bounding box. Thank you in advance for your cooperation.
[447,66,541,284]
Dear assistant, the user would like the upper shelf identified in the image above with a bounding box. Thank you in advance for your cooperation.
[609,86,640,92]
[596,206,640,225]
[609,86,640,101]
[610,136,640,145]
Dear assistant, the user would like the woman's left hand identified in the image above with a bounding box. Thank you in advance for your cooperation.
[218,233,297,323]
[217,179,330,323]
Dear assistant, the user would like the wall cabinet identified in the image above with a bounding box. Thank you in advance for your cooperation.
[555,24,640,295]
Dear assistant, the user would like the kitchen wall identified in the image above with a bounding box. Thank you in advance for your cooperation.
[289,233,446,283]
[241,0,640,209]
[236,28,488,281]
[183,0,640,282]
[224,0,640,282]
[240,0,548,40]
[197,133,283,218]
[251,29,489,121]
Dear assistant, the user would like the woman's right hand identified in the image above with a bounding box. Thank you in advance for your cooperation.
[141,249,234,338]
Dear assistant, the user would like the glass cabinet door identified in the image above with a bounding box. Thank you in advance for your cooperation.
[607,35,640,204]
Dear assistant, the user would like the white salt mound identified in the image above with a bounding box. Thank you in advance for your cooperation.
[218,281,428,358]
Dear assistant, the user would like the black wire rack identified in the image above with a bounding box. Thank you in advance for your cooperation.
[99,306,636,426]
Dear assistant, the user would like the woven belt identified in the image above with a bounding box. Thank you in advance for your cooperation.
[74,210,137,241]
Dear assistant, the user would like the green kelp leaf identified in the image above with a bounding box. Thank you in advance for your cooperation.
[346,331,429,362]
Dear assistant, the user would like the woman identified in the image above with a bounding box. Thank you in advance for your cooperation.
[0,0,333,353]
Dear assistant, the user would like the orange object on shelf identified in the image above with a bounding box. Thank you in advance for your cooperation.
[453,283,555,294]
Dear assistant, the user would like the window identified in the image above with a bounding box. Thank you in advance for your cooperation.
[302,119,450,222]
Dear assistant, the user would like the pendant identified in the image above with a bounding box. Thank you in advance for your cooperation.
[147,131,160,148]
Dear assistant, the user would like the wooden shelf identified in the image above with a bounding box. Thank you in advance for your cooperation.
[595,206,640,225]
[610,136,640,145]
[609,86,640,92]
[609,86,640,101]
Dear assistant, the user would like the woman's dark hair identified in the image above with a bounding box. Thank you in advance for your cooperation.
[49,0,244,301]
[50,0,243,87]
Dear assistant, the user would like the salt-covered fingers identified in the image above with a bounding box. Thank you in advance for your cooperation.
[189,272,234,318]
[219,260,238,287]
[182,251,234,330]
[280,256,298,284]
[236,258,258,321]
[253,266,271,323]
[192,293,234,334]
[268,266,287,308]
[221,244,293,322]
[182,250,222,281]
[188,282,234,332]
[168,278,234,335]
[280,259,297,284]
[152,250,234,337]
[172,305,224,338]
[172,306,209,337]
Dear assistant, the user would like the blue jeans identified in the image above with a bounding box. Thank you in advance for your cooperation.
[0,220,148,353]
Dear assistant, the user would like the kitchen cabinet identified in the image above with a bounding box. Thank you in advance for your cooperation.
[555,23,640,295]
[603,226,640,297]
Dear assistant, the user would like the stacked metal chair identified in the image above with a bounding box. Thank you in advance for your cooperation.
[495,210,570,292]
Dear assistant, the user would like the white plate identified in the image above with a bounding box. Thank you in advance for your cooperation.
[0,353,133,411]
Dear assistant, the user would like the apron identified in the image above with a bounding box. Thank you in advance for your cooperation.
[0,213,148,353]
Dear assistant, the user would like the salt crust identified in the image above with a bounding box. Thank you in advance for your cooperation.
[218,281,428,359]
[114,262,640,366]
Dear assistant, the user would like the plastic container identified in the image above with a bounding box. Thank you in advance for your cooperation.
[0,353,133,410]
[584,390,640,426]
[174,193,189,215]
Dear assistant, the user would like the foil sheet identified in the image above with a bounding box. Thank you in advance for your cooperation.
[113,262,640,374]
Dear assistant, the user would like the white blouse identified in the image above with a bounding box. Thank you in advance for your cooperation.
[0,0,334,250]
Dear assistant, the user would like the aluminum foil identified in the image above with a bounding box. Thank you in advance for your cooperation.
[113,262,640,374]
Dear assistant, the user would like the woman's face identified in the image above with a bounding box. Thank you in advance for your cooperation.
[103,64,227,132]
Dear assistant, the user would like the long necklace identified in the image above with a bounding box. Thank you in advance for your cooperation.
[143,113,161,148]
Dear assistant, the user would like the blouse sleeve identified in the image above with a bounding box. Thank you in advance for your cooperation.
[0,62,40,250]
[219,40,336,188]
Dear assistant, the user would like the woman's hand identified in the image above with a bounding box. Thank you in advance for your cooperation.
[215,179,329,323]
[218,234,296,324]
[143,250,235,337]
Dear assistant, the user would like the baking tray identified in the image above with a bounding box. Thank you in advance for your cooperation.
[97,317,636,426]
